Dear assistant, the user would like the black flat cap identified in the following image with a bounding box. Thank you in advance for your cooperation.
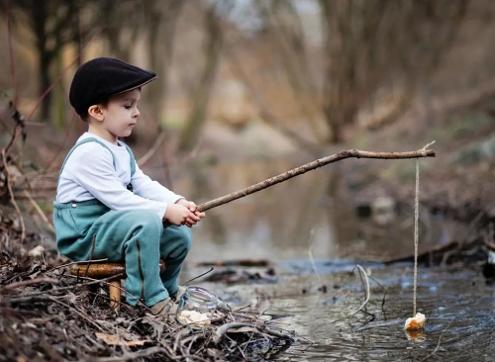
[69,57,157,118]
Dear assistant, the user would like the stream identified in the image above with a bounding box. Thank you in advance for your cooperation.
[186,260,494,361]
[174,156,494,361]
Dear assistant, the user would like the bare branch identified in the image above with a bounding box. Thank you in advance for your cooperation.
[198,146,435,212]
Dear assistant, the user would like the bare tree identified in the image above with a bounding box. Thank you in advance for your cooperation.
[257,0,328,143]
[96,1,143,61]
[144,0,184,129]
[1,0,90,122]
[319,0,469,142]
[178,2,224,153]
[226,0,469,147]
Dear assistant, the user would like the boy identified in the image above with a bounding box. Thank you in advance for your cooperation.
[53,57,205,317]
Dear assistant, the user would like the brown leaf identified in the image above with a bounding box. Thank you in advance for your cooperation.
[95,332,149,347]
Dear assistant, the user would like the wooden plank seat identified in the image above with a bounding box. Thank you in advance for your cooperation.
[70,261,165,311]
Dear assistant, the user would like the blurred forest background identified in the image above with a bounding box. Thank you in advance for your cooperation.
[1,0,494,262]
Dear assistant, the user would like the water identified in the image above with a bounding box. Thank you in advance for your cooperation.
[192,262,495,361]
[280,264,494,361]
[171,156,494,360]
[172,156,466,263]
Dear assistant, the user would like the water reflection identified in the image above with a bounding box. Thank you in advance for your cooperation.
[188,161,227,245]
[174,156,493,361]
[174,156,465,263]
[193,264,495,361]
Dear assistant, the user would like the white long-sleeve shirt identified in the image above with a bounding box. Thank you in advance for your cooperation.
[55,132,183,218]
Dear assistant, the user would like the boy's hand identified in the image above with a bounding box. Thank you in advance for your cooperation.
[175,199,206,227]
[165,204,196,226]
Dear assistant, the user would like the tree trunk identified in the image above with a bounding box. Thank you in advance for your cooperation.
[32,1,52,121]
[178,7,223,153]
[146,0,183,130]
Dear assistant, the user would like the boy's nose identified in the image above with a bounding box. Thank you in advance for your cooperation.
[133,108,140,118]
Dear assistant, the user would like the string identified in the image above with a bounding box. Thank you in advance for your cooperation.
[413,159,420,316]
[412,141,434,316]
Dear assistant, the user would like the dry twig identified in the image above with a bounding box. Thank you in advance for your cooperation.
[349,265,371,317]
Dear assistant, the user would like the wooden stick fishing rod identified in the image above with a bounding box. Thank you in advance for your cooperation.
[197,146,435,212]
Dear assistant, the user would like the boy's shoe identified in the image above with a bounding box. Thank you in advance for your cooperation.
[170,286,187,303]
[150,298,178,320]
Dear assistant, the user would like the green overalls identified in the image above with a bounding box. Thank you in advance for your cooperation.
[52,137,192,307]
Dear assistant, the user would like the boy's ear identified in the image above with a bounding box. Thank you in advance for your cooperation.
[88,104,105,121]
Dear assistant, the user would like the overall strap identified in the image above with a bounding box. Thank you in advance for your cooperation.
[59,137,117,176]
[123,143,137,177]
[123,143,136,192]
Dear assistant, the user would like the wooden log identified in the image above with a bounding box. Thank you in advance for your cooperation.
[70,261,166,278]
[70,263,125,278]
[108,280,122,311]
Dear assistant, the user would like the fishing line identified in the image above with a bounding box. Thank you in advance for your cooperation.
[413,159,419,316]
[412,140,434,316]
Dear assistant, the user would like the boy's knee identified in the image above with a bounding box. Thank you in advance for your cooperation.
[168,225,192,254]
[123,210,163,234]
[177,226,192,253]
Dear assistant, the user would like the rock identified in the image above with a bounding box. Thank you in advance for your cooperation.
[28,245,45,257]
[177,310,211,327]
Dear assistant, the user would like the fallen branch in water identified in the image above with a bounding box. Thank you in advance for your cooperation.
[214,322,254,344]
[198,146,435,212]
[350,265,371,317]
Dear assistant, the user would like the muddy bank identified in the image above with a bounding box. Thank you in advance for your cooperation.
[0,213,294,361]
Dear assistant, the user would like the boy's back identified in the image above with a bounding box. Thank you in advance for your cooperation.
[56,131,182,219]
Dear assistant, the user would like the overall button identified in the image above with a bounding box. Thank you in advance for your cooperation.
[71,203,77,208]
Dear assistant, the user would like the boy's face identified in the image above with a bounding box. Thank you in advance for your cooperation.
[97,88,141,139]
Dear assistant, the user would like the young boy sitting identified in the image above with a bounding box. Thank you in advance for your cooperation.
[53,57,205,317]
